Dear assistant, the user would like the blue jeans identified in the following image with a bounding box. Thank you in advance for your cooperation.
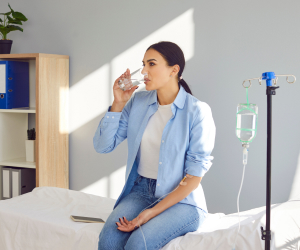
[98,174,207,250]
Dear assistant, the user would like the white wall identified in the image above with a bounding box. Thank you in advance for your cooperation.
[1,0,299,214]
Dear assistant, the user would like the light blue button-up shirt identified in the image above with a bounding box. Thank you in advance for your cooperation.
[93,85,216,213]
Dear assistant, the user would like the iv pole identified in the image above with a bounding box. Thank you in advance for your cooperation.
[242,72,296,250]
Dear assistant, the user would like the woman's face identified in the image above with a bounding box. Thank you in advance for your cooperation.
[141,48,177,91]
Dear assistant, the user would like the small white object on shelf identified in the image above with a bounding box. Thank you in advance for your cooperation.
[25,140,35,162]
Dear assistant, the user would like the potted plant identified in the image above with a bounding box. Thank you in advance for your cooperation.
[26,128,36,162]
[0,3,28,54]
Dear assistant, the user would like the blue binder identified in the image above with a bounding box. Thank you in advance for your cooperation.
[0,61,29,109]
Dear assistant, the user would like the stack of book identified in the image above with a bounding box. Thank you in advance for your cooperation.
[1,167,36,200]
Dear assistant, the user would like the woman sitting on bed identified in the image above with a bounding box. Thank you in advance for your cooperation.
[93,41,216,250]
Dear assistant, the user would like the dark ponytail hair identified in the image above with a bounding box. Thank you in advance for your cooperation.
[146,41,193,96]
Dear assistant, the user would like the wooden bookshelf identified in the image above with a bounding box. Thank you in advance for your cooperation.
[0,53,69,199]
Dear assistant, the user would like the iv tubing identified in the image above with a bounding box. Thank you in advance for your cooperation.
[232,162,247,250]
[135,175,187,250]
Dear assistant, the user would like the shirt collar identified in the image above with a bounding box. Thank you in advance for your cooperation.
[148,84,187,109]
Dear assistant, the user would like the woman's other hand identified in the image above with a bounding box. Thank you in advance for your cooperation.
[116,209,155,232]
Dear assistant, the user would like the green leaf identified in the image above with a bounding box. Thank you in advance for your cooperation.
[6,25,23,33]
[12,11,28,21]
[0,18,3,23]
[7,15,22,25]
[8,3,15,14]
[9,19,22,25]
[0,11,12,15]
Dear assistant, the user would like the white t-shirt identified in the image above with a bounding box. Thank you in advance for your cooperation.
[137,102,173,179]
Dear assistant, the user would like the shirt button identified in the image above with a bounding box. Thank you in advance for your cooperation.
[107,116,109,118]
[162,140,164,143]
[112,116,114,118]
[159,162,162,164]
[157,183,160,186]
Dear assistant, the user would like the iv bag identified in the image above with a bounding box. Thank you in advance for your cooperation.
[236,103,258,144]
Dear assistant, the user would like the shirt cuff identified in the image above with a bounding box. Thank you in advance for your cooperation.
[102,105,122,123]
[184,164,208,177]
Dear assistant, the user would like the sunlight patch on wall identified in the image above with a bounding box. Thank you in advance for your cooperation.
[289,151,300,200]
[79,166,126,200]
[81,176,108,197]
[109,165,126,200]
[69,64,110,133]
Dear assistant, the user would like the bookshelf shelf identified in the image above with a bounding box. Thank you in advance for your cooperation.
[0,157,36,169]
[0,107,36,113]
[0,53,69,199]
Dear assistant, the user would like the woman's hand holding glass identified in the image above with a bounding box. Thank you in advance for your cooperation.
[111,68,139,112]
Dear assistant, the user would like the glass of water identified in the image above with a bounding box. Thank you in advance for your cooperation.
[118,68,148,91]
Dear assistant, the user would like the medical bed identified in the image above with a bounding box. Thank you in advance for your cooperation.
[0,186,299,250]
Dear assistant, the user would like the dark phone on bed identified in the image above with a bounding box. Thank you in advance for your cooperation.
[70,215,105,223]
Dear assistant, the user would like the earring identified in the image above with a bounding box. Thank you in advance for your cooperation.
[170,75,172,77]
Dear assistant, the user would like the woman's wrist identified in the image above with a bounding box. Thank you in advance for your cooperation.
[149,207,159,218]
[110,101,126,112]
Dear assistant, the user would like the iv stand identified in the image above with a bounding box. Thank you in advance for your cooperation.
[242,72,296,250]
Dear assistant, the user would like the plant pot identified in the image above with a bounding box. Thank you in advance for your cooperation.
[25,140,36,162]
[0,39,13,54]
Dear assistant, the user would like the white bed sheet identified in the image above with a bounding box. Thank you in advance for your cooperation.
[0,186,299,250]
[162,198,300,250]
[0,187,115,250]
